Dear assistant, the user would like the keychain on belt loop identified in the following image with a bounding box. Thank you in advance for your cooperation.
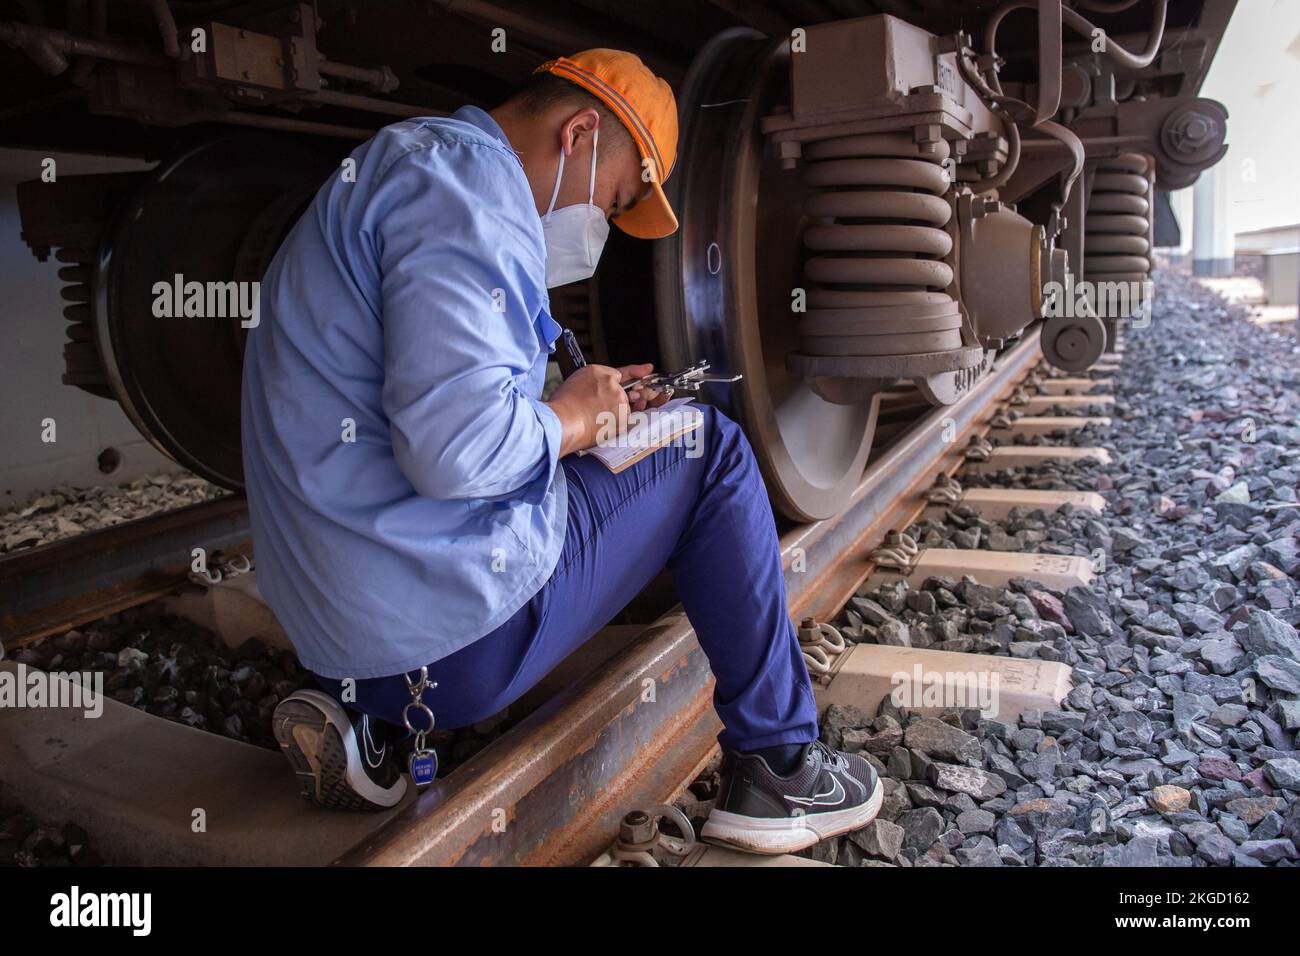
[403,666,438,788]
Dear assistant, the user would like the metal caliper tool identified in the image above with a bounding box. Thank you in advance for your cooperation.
[623,360,742,394]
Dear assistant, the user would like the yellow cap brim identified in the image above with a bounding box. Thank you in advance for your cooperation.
[613,175,678,240]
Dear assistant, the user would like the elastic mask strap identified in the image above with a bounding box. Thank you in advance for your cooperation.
[545,145,566,220]
[587,128,599,205]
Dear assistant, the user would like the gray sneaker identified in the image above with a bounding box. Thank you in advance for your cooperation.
[273,690,408,811]
[701,741,883,854]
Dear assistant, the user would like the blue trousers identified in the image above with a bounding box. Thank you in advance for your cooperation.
[313,405,819,752]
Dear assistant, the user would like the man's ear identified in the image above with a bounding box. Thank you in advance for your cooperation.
[560,107,600,156]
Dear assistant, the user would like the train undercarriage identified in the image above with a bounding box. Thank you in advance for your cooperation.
[2,0,1234,520]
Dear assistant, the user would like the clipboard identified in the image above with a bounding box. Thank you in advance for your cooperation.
[580,398,704,474]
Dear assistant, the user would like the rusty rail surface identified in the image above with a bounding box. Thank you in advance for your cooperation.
[337,334,1043,867]
[0,495,250,648]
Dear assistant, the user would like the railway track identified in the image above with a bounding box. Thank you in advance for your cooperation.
[6,0,1290,921]
[1,328,1118,866]
[0,495,249,648]
[342,331,1052,867]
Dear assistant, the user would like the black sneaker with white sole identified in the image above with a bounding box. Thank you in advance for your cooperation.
[701,741,883,854]
[273,690,408,811]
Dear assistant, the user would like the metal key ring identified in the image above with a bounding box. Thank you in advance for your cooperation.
[403,700,436,736]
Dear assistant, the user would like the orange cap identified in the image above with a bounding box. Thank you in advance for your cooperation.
[534,49,678,239]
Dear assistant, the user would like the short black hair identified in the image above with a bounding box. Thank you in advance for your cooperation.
[507,71,635,158]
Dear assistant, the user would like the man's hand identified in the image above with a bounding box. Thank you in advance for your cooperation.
[619,363,673,413]
[546,364,627,457]
[545,363,670,457]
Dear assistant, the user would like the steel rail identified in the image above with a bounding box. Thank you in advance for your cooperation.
[785,335,1043,624]
[0,495,249,648]
[336,333,1043,867]
[0,336,1038,864]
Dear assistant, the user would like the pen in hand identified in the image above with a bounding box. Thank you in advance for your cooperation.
[562,328,587,371]
[562,327,672,399]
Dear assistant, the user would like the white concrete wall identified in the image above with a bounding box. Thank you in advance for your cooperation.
[0,149,178,510]
[1265,252,1298,305]
[1171,0,1300,252]
[1193,161,1235,275]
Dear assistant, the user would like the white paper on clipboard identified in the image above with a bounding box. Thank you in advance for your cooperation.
[580,397,704,473]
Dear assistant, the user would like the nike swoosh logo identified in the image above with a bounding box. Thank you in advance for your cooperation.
[361,718,386,769]
[784,774,846,808]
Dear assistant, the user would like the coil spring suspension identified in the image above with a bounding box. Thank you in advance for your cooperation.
[55,247,111,398]
[1085,153,1154,281]
[1084,153,1155,346]
[789,132,979,397]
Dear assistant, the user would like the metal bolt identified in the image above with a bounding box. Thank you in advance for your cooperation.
[914,124,942,156]
[1164,106,1220,157]
[774,139,801,171]
[618,810,656,845]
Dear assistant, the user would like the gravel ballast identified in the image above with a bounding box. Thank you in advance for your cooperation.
[0,472,227,554]
[13,599,513,776]
[0,802,103,867]
[682,268,1300,867]
[819,270,1299,866]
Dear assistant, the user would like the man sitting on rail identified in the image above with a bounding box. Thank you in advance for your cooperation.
[242,48,881,853]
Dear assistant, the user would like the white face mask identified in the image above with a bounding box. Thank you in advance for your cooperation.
[541,128,610,289]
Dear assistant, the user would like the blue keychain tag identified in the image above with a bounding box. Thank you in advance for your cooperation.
[402,666,439,790]
[408,748,437,788]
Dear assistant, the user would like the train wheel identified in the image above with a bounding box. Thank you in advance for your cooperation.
[96,136,336,488]
[655,29,877,522]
